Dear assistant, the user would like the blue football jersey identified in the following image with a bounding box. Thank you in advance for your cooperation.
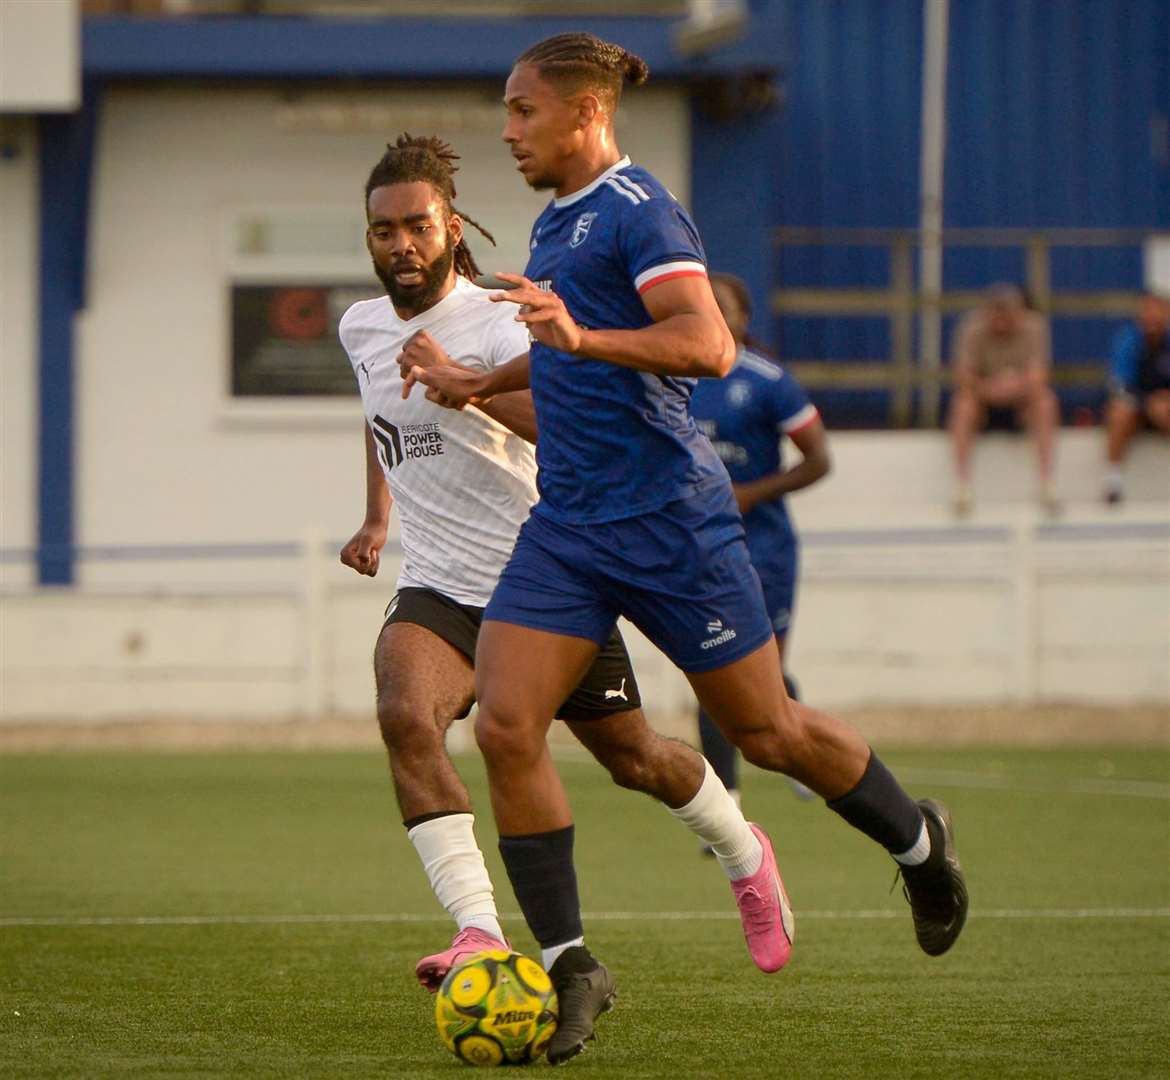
[522,157,728,524]
[690,347,819,567]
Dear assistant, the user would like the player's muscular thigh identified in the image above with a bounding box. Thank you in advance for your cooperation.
[374,622,476,743]
[688,641,790,732]
[474,621,598,737]
[373,623,479,819]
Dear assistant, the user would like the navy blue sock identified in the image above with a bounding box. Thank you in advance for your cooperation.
[497,826,583,950]
[826,751,924,855]
[698,707,739,791]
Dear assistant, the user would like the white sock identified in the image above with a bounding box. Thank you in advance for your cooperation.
[893,817,931,866]
[668,759,763,880]
[541,937,585,971]
[695,787,741,849]
[408,813,504,941]
[1105,467,1124,490]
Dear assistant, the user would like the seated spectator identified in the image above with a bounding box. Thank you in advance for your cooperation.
[1102,292,1170,504]
[947,283,1059,515]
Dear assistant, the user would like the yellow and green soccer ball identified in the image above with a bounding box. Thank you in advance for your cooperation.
[435,949,558,1066]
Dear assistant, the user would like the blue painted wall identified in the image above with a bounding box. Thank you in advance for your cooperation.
[944,0,1169,422]
[691,0,1170,425]
[36,85,101,585]
[776,0,925,425]
[946,0,1169,231]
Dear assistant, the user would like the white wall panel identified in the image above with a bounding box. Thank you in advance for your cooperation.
[3,523,1165,722]
[75,84,689,560]
[0,118,38,585]
[0,0,79,113]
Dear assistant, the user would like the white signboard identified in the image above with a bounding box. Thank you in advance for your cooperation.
[0,0,80,113]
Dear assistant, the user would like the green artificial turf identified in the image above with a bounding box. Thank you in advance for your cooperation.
[2,747,1167,1078]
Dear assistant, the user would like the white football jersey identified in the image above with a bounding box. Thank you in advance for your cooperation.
[339,277,536,607]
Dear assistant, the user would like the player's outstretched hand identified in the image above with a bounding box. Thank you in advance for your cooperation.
[339,522,387,577]
[395,330,451,380]
[489,272,583,354]
[402,363,489,410]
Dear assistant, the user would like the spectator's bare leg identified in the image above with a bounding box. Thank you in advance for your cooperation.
[1024,386,1059,486]
[1103,397,1141,503]
[1144,390,1170,433]
[1105,397,1141,465]
[947,388,983,512]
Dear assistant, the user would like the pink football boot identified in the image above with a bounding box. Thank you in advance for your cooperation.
[730,823,795,972]
[414,927,509,992]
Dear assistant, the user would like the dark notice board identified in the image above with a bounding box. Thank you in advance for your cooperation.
[231,283,383,396]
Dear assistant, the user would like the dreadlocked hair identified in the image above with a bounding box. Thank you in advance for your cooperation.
[516,32,649,113]
[364,133,496,280]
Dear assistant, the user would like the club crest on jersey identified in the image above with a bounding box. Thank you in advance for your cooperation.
[728,381,752,407]
[569,212,598,248]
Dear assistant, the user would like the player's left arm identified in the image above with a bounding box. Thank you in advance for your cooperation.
[732,414,830,513]
[491,272,735,378]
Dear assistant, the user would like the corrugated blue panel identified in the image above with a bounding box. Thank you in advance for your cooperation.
[946,0,1169,229]
[773,0,924,372]
[759,0,1168,425]
[942,0,1168,414]
[776,0,923,228]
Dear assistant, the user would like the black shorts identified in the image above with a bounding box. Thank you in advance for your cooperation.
[984,404,1022,431]
[382,587,642,723]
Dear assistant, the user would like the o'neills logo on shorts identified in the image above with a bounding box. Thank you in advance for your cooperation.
[701,618,737,650]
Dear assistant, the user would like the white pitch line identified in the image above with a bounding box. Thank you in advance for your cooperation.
[2,908,1168,929]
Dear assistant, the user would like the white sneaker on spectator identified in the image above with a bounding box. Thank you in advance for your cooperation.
[1103,471,1125,505]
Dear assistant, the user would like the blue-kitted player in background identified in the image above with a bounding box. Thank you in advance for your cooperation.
[690,273,831,816]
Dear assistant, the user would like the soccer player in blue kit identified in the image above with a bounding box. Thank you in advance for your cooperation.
[409,31,968,1055]
[690,272,831,815]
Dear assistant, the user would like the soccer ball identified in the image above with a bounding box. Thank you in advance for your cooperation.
[435,949,558,1066]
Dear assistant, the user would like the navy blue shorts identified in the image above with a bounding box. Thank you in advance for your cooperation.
[753,549,798,638]
[484,483,775,673]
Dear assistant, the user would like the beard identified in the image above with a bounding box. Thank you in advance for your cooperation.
[374,239,455,315]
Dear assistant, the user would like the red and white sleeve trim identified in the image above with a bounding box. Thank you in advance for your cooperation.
[781,403,820,434]
[634,260,707,295]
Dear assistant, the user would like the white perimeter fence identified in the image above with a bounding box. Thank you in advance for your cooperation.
[2,515,1167,725]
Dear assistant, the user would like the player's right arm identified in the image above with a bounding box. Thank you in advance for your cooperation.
[395,330,536,438]
[476,383,538,443]
[339,423,391,577]
[490,273,734,378]
[404,352,532,411]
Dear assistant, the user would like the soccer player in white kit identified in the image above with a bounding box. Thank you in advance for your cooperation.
[338,136,774,1064]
